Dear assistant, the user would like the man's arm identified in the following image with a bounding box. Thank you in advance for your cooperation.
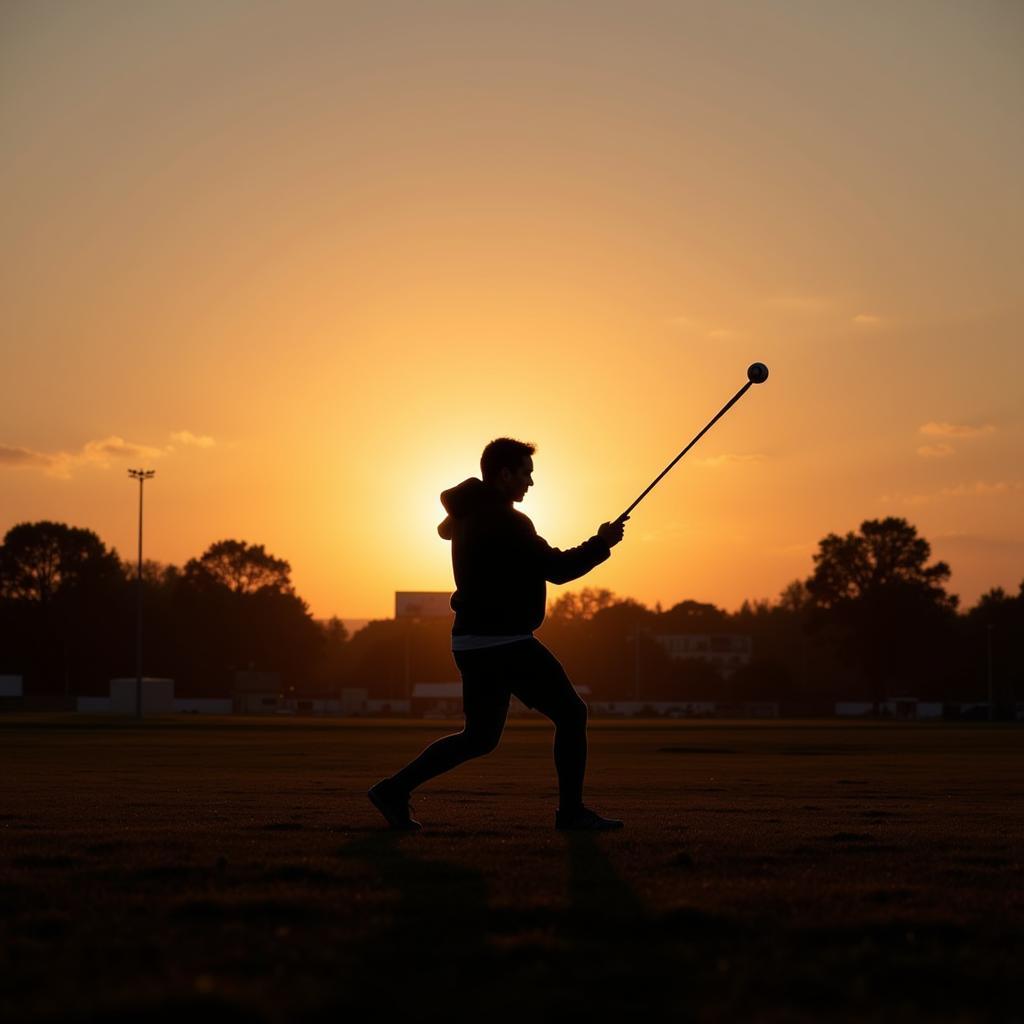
[530,519,627,585]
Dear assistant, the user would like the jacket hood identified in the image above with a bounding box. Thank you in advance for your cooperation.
[437,477,501,540]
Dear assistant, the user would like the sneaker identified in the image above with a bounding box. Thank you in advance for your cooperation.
[368,779,422,831]
[555,805,624,831]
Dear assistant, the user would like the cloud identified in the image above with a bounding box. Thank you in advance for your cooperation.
[695,453,765,468]
[930,531,1024,552]
[80,436,165,465]
[882,480,1024,505]
[0,445,59,471]
[916,443,955,458]
[919,421,995,438]
[851,313,882,326]
[1,430,213,478]
[168,430,215,449]
[940,480,1024,498]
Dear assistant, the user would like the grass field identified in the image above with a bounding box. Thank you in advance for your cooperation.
[2,716,1022,1023]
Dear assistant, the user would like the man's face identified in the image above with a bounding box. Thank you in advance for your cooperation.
[500,455,534,503]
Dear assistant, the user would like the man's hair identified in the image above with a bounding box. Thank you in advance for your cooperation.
[480,438,536,482]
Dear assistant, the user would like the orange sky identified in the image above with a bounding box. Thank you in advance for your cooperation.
[2,1,1022,619]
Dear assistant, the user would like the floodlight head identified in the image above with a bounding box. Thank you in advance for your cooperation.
[747,362,769,384]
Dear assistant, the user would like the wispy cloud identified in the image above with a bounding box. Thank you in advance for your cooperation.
[0,445,57,471]
[929,532,1024,555]
[882,480,1024,505]
[919,421,995,438]
[1,431,214,478]
[168,430,215,449]
[851,313,882,327]
[81,437,165,464]
[916,443,954,459]
[939,480,1023,498]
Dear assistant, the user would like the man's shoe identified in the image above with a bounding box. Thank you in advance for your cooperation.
[368,779,422,831]
[555,805,624,831]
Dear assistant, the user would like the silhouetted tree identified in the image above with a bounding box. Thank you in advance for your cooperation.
[173,540,321,693]
[806,517,955,608]
[315,616,350,692]
[0,521,125,693]
[959,582,1024,716]
[547,587,617,623]
[184,539,292,594]
[805,518,958,706]
[0,521,123,602]
[658,599,730,634]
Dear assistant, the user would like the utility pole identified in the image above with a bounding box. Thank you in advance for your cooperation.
[633,626,641,700]
[128,469,155,719]
[987,624,994,722]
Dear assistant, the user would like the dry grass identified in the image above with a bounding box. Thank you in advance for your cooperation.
[2,716,1022,1022]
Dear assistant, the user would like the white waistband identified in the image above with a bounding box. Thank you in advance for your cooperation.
[451,633,533,652]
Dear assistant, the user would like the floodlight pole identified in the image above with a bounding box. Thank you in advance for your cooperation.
[986,624,994,722]
[128,469,155,719]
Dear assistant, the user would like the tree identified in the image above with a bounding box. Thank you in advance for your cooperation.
[960,582,1024,715]
[184,540,292,594]
[318,616,350,690]
[0,522,125,693]
[658,599,729,634]
[806,517,955,610]
[777,579,812,614]
[804,518,958,704]
[0,521,123,603]
[546,587,617,622]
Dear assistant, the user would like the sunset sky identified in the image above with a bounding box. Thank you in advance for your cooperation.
[3,0,1022,621]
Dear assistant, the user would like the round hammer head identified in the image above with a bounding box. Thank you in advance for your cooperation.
[747,362,769,384]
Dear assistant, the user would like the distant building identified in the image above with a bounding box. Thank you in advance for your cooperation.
[395,591,455,697]
[78,678,208,715]
[835,699,943,720]
[395,591,453,619]
[412,682,462,718]
[0,675,23,711]
[340,688,368,715]
[109,677,174,714]
[233,670,282,714]
[0,675,23,697]
[654,633,752,676]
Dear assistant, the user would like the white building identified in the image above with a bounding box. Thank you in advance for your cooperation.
[0,675,23,697]
[835,699,943,720]
[654,633,752,676]
[78,680,234,715]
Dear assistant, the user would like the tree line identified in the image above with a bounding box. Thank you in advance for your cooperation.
[0,518,1020,713]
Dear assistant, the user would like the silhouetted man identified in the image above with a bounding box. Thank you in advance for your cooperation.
[370,437,627,831]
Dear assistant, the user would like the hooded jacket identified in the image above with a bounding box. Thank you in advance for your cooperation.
[437,477,612,636]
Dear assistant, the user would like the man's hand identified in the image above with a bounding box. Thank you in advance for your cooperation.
[597,516,628,548]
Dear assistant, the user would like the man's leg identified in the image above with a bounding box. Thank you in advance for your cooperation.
[386,666,510,795]
[513,641,588,812]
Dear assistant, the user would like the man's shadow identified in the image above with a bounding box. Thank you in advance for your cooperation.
[329,831,491,1015]
[326,828,702,1021]
[561,832,701,1018]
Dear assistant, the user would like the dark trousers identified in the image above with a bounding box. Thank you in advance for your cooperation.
[388,638,588,810]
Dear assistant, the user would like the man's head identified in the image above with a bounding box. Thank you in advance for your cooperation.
[481,437,535,503]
